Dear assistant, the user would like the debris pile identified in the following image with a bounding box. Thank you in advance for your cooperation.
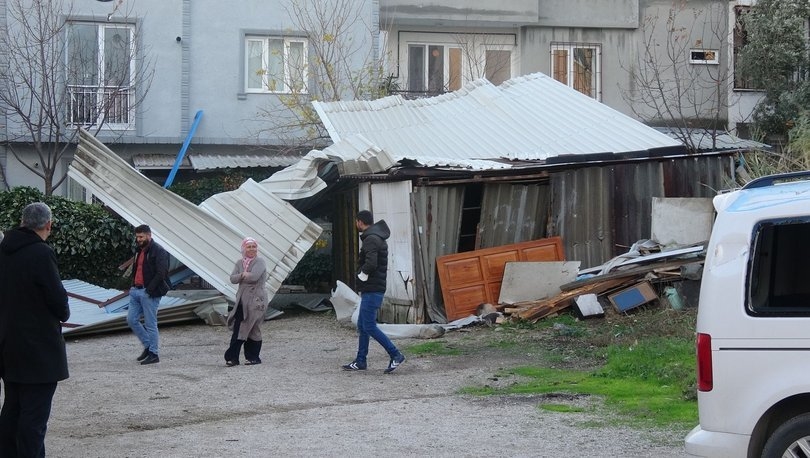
[443,239,705,324]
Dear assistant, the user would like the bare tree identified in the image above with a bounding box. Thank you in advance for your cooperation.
[0,0,153,195]
[619,1,730,153]
[254,0,384,148]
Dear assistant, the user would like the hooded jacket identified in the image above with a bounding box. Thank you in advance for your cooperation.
[0,227,70,383]
[357,220,390,293]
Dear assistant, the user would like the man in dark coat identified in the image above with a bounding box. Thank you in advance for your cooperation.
[0,202,70,457]
[342,210,405,373]
[126,224,170,365]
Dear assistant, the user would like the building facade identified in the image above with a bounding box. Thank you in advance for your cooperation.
[0,0,378,196]
[380,0,734,132]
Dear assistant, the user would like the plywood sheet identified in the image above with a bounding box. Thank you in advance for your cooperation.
[437,237,564,320]
[498,261,580,305]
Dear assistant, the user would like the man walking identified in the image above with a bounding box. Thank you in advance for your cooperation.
[0,202,70,457]
[126,224,170,365]
[342,210,405,374]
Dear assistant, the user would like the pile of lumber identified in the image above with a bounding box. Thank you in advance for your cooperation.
[502,256,703,322]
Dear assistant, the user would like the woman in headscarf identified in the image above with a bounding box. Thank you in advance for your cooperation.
[224,237,268,366]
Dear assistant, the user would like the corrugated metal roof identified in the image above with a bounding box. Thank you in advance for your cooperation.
[312,73,685,171]
[132,154,192,169]
[132,153,302,170]
[68,129,322,302]
[653,127,771,152]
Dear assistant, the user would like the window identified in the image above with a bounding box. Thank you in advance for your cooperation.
[245,36,308,93]
[689,49,719,65]
[485,50,512,86]
[408,44,461,93]
[747,219,810,315]
[733,6,756,90]
[67,22,134,126]
[550,43,601,100]
[401,32,515,96]
[65,175,88,203]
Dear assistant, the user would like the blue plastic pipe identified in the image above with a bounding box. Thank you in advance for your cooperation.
[164,109,204,188]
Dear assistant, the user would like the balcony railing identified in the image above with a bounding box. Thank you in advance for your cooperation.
[388,89,447,100]
[67,85,132,126]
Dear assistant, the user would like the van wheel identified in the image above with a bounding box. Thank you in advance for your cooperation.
[762,413,810,458]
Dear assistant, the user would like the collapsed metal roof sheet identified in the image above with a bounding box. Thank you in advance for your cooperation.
[312,73,685,170]
[62,279,225,336]
[68,129,322,302]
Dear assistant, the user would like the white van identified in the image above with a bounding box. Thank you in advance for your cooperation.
[685,172,810,457]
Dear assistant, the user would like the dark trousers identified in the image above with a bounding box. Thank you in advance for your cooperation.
[0,381,58,458]
[224,303,245,363]
[224,303,262,363]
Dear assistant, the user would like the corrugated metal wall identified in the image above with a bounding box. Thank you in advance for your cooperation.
[478,182,550,248]
[551,155,734,269]
[412,185,465,323]
[550,167,613,268]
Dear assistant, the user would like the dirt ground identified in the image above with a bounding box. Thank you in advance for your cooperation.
[41,309,689,457]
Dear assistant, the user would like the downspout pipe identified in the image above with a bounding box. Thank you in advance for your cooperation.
[164,109,203,188]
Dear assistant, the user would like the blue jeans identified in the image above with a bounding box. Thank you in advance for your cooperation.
[355,291,399,365]
[127,288,160,355]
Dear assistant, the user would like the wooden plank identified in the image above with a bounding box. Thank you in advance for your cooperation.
[510,277,635,321]
[437,237,565,321]
[560,258,702,291]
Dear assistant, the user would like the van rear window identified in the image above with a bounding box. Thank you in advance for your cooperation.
[748,219,810,315]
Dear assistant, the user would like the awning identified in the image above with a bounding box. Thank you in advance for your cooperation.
[132,153,304,171]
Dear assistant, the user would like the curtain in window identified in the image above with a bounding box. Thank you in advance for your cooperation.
[247,40,264,90]
[68,24,99,86]
[408,45,425,91]
[266,39,284,92]
[288,41,305,92]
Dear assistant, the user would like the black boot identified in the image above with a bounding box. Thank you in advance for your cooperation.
[244,339,262,365]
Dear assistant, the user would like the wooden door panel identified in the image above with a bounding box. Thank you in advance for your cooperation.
[437,237,565,321]
[482,251,520,278]
[446,285,488,315]
[442,258,485,284]
[523,244,563,261]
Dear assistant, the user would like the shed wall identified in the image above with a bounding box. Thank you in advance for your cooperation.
[551,155,734,269]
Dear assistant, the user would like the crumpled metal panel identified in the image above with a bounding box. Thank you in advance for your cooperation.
[199,178,322,294]
[68,129,321,302]
[259,149,330,200]
[313,73,684,169]
[326,134,396,175]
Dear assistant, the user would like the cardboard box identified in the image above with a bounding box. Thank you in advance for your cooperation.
[608,281,658,312]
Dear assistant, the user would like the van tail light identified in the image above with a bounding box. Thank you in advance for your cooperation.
[696,332,713,392]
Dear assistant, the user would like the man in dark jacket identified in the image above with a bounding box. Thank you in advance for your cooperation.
[126,224,170,365]
[342,210,405,373]
[0,202,70,457]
